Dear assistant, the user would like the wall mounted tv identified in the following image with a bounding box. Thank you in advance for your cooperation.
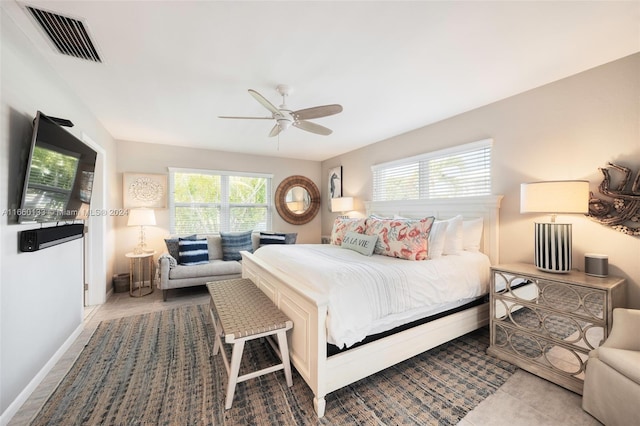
[18,111,97,224]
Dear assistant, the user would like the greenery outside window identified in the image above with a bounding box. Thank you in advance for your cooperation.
[169,168,272,234]
[372,139,492,201]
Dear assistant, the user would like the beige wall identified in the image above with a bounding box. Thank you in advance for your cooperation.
[321,53,640,308]
[114,140,322,273]
[1,12,118,418]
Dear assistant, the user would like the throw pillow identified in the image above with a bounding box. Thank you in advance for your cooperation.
[463,218,484,252]
[428,220,449,259]
[259,232,298,246]
[341,231,378,256]
[259,232,286,245]
[365,216,435,261]
[178,238,209,265]
[442,215,464,255]
[220,231,253,261]
[164,234,197,259]
[330,217,366,246]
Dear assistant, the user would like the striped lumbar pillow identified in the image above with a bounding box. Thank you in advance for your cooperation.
[220,231,253,261]
[178,238,209,265]
[259,232,287,245]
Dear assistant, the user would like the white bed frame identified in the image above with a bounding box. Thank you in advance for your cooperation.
[241,195,503,417]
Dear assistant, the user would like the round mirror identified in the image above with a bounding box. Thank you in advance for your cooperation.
[275,175,320,225]
[285,186,311,214]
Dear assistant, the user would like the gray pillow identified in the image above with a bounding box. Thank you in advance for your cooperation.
[341,231,378,256]
[220,231,253,261]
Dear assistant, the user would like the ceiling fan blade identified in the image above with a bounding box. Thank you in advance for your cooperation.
[294,120,333,136]
[293,104,343,121]
[218,116,273,120]
[248,89,281,116]
[268,123,281,138]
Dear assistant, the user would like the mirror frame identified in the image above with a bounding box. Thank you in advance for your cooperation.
[274,175,320,225]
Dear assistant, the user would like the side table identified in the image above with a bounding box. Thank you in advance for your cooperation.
[126,251,156,297]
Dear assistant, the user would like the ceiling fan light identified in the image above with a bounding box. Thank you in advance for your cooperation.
[278,118,292,131]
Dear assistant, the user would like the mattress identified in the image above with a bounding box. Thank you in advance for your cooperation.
[253,244,491,348]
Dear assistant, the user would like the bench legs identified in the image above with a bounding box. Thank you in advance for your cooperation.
[226,340,245,409]
[210,307,293,410]
[276,330,293,387]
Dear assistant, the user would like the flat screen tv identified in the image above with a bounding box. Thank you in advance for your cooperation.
[18,111,97,223]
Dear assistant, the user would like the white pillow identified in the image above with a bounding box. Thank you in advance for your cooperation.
[442,215,463,255]
[463,218,484,252]
[428,221,449,259]
[341,231,378,256]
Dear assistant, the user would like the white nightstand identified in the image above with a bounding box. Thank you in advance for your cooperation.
[125,251,156,297]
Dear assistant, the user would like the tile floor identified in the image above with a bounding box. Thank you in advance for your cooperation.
[8,286,602,425]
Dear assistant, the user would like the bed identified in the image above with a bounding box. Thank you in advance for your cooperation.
[240,195,503,417]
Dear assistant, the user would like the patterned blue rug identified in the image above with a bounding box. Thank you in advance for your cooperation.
[31,304,516,425]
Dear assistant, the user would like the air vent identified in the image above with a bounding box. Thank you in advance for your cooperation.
[26,6,102,62]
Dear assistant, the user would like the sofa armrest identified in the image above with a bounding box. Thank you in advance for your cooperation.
[602,308,640,351]
[158,255,174,289]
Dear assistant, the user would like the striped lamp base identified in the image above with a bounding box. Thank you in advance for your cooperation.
[534,222,572,273]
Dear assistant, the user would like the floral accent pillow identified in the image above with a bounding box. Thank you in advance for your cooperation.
[365,216,435,261]
[330,217,367,246]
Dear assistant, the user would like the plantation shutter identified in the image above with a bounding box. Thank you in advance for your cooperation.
[372,139,492,201]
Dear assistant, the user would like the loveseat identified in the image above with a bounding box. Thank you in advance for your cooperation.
[158,231,296,301]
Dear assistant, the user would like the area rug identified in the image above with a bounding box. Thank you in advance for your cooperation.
[31,304,517,425]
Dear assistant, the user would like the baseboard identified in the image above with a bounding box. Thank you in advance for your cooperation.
[0,323,84,426]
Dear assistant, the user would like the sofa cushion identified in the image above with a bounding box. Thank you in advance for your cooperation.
[164,234,197,259]
[178,238,209,265]
[168,259,242,280]
[206,235,224,261]
[220,231,254,261]
[259,232,298,246]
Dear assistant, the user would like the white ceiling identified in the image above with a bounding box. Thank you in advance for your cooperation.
[3,1,639,161]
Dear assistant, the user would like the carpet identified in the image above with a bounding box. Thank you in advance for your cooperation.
[31,305,517,425]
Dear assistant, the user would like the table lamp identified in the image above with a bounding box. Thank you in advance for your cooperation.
[127,208,156,254]
[331,197,354,218]
[520,180,589,273]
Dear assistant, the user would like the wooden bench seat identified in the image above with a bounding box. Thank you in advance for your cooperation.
[207,278,293,409]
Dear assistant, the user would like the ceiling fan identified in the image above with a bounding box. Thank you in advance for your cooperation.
[219,85,343,137]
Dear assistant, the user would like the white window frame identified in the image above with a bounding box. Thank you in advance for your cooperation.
[168,167,273,234]
[371,139,493,201]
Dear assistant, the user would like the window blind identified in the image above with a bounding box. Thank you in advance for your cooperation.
[372,139,492,201]
[169,168,272,234]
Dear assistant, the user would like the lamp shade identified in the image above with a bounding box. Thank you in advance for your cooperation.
[520,181,589,214]
[331,197,354,213]
[127,208,156,227]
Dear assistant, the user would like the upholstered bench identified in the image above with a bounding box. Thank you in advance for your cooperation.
[206,278,293,409]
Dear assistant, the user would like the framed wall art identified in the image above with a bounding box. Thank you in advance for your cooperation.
[328,166,342,210]
[123,173,167,208]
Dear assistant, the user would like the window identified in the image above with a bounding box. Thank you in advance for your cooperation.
[169,168,272,234]
[372,139,492,201]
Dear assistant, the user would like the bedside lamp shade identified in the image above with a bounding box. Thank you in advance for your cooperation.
[331,197,354,213]
[520,181,589,273]
[128,208,156,253]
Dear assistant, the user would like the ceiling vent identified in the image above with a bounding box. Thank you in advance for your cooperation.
[26,6,102,63]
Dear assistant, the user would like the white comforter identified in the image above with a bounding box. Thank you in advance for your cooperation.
[253,244,491,348]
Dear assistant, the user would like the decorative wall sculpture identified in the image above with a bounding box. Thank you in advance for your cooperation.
[588,162,640,236]
[123,173,167,208]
